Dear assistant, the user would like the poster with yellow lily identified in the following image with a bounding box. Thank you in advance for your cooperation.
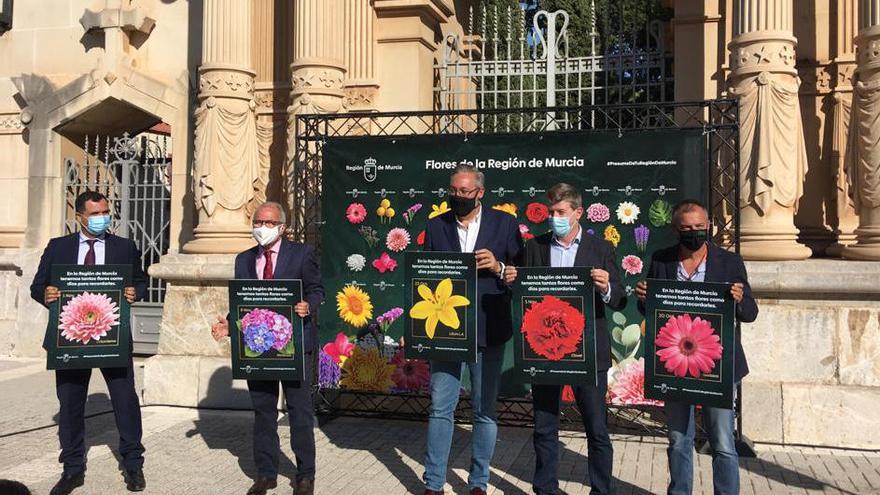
[404,252,478,362]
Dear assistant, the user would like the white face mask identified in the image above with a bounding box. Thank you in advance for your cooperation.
[253,225,281,246]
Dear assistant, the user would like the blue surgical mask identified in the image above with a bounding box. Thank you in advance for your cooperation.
[549,215,572,237]
[86,215,112,236]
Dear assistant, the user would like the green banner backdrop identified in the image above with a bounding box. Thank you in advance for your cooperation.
[319,129,705,401]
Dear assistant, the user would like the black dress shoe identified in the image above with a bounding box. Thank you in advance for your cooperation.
[50,472,85,495]
[124,469,146,492]
[294,478,314,495]
[246,477,278,495]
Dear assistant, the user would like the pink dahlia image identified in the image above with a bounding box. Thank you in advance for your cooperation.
[608,358,663,406]
[386,228,411,252]
[655,314,723,379]
[586,203,610,223]
[58,292,120,345]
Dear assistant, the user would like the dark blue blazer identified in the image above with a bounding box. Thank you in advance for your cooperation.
[30,233,148,350]
[233,239,324,352]
[642,242,759,382]
[424,206,522,347]
[523,228,627,372]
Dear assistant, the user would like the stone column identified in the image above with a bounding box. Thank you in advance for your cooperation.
[827,0,860,256]
[288,0,346,118]
[343,0,380,112]
[183,0,268,254]
[728,0,812,260]
[843,1,880,260]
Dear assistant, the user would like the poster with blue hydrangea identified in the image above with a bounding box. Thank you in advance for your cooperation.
[228,280,305,380]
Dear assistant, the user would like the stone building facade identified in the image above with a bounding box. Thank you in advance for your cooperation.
[1,0,879,448]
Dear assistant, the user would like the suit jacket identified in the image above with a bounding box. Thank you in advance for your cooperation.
[424,206,523,347]
[523,228,627,372]
[641,242,759,382]
[233,239,324,352]
[30,233,148,350]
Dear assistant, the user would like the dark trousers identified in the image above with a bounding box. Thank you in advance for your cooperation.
[247,365,315,480]
[55,358,144,475]
[532,371,613,495]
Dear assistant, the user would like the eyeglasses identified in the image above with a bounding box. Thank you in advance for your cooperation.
[448,187,480,197]
[253,220,283,228]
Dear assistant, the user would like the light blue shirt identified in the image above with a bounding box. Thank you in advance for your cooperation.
[77,232,106,265]
[551,226,612,303]
[677,259,706,282]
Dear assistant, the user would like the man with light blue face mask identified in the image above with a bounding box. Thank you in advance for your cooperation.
[507,183,626,495]
[30,191,148,495]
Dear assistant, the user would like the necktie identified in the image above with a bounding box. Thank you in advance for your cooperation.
[262,249,274,280]
[84,239,96,265]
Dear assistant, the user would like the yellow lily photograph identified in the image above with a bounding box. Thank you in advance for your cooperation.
[408,278,470,339]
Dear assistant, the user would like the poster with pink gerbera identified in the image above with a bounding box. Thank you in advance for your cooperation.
[644,279,735,409]
[46,265,133,370]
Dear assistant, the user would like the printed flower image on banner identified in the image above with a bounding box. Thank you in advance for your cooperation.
[604,225,621,247]
[318,350,342,388]
[417,230,426,246]
[58,292,120,344]
[346,254,366,272]
[345,203,367,225]
[621,255,643,276]
[242,321,275,354]
[519,223,535,241]
[390,349,430,393]
[608,358,664,406]
[634,224,650,253]
[340,346,396,393]
[492,203,518,217]
[358,226,381,248]
[649,199,673,227]
[402,203,423,225]
[586,202,610,223]
[323,331,355,364]
[336,285,373,328]
[376,198,395,223]
[386,228,411,252]
[521,295,586,361]
[561,385,576,403]
[241,308,293,355]
[409,278,471,339]
[525,202,550,223]
[428,201,450,219]
[372,252,398,273]
[616,201,640,224]
[655,313,723,379]
[377,307,404,333]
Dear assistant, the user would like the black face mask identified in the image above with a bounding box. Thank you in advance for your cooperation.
[678,229,708,251]
[448,194,478,217]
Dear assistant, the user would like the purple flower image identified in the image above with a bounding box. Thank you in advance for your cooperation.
[243,322,275,354]
[318,350,342,388]
[634,224,650,253]
[242,308,293,351]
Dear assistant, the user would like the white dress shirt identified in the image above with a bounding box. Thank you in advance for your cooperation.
[456,204,482,253]
[77,232,106,265]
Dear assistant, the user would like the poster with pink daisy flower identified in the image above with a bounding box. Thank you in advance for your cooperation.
[46,265,133,370]
[644,279,736,409]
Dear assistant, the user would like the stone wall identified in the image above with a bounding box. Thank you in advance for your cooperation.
[742,260,880,448]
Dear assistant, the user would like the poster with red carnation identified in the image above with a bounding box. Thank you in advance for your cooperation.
[228,280,305,380]
[512,267,597,385]
[404,251,477,362]
[46,265,132,370]
[644,279,735,409]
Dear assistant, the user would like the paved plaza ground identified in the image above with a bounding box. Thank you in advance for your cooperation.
[0,358,878,495]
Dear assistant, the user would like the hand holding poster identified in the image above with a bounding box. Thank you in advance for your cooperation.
[46,265,132,370]
[404,251,477,362]
[512,267,597,385]
[228,280,305,380]
[644,279,735,408]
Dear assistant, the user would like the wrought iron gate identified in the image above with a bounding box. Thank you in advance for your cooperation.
[435,3,673,124]
[63,131,172,354]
